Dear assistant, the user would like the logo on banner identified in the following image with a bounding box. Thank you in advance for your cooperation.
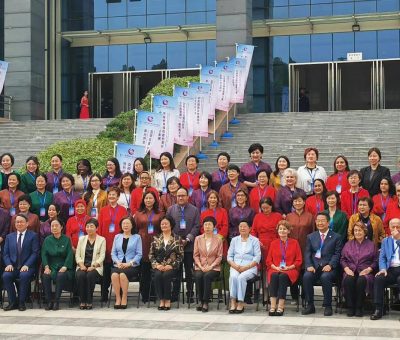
[127,149,135,155]
[183,91,188,96]
[208,70,213,74]
[147,116,154,122]
[163,100,168,105]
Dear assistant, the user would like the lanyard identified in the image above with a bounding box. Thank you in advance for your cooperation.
[201,190,207,209]
[257,185,268,200]
[337,172,343,185]
[213,208,217,220]
[230,182,240,200]
[106,176,114,189]
[239,207,244,220]
[123,192,131,207]
[306,168,317,190]
[253,162,260,173]
[316,197,323,213]
[92,193,98,208]
[180,206,185,220]
[280,240,288,262]
[64,190,74,209]
[53,170,62,188]
[380,194,390,213]
[28,172,36,183]
[148,211,155,225]
[9,190,15,206]
[351,191,359,215]
[163,171,168,188]
[218,170,227,184]
[319,233,326,250]
[109,206,119,225]
[75,216,87,234]
[36,191,47,208]
[187,171,197,190]
[82,177,88,192]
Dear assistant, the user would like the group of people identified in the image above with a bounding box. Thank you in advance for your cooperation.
[0,144,399,320]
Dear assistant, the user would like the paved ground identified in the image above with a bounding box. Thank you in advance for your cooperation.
[0,301,399,340]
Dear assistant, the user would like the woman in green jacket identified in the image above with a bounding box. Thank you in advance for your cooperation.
[20,156,40,194]
[323,190,348,242]
[41,217,74,311]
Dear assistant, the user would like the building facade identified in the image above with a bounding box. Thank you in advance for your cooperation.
[1,0,400,120]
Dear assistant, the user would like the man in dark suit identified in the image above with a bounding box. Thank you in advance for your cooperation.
[2,214,39,311]
[302,211,343,316]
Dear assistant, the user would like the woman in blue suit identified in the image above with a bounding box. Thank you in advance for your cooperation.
[227,220,261,313]
[111,216,142,309]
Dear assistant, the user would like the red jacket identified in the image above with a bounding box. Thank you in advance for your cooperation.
[305,195,325,217]
[200,207,229,256]
[129,186,159,215]
[383,199,400,235]
[326,172,350,194]
[98,204,128,262]
[180,171,200,193]
[340,188,370,217]
[249,185,276,213]
[372,193,396,222]
[266,238,302,284]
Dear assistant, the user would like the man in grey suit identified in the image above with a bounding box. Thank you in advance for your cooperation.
[302,211,343,316]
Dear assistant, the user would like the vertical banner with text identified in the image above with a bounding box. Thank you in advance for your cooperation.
[235,44,255,97]
[135,110,162,153]
[0,60,9,94]
[215,60,234,112]
[200,66,220,119]
[174,87,195,146]
[189,82,211,137]
[229,57,247,104]
[115,142,146,174]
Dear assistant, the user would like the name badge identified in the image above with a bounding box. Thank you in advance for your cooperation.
[188,188,193,197]
[231,199,237,208]
[109,223,115,233]
[180,219,186,230]
[280,261,286,268]
[53,187,59,194]
[91,208,97,218]
[335,185,342,194]
[162,187,167,194]
[79,230,84,237]
[315,249,322,259]
[9,207,16,216]
[213,228,218,235]
[148,223,154,234]
[69,207,75,216]
[40,207,46,217]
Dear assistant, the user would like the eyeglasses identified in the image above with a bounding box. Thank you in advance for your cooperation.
[140,177,150,180]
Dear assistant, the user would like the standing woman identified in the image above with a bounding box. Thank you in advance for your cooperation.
[66,199,90,252]
[20,156,40,194]
[10,195,40,233]
[372,177,396,221]
[326,155,350,194]
[134,191,163,302]
[269,156,290,190]
[305,179,327,217]
[0,153,15,190]
[102,158,122,191]
[130,171,159,215]
[53,173,81,223]
[251,197,283,260]
[117,173,135,213]
[240,143,272,190]
[46,154,63,194]
[154,152,180,194]
[30,173,53,222]
[133,158,148,187]
[79,90,90,119]
[340,170,370,217]
[228,189,255,241]
[266,220,302,316]
[0,173,24,216]
[110,216,142,309]
[360,147,391,197]
[73,159,92,195]
[219,164,247,210]
[149,216,183,310]
[75,218,106,310]
[83,174,107,219]
[40,203,61,245]
[41,218,74,310]
[275,168,306,216]
[159,176,181,214]
[297,147,327,196]
[97,187,128,302]
[191,171,212,213]
[323,191,348,242]
[383,182,400,233]
[211,152,230,193]
[249,169,276,213]
[180,155,200,197]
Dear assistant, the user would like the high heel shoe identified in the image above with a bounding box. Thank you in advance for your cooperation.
[158,306,165,310]
[234,307,244,314]
[268,308,276,316]
[275,309,284,316]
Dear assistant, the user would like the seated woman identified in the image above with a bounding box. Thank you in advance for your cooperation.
[227,220,261,313]
[41,218,74,311]
[193,216,223,312]
[75,218,106,309]
[266,220,302,316]
[110,216,142,309]
[149,216,183,310]
[341,221,378,317]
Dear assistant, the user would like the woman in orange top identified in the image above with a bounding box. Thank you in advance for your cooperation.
[79,90,90,119]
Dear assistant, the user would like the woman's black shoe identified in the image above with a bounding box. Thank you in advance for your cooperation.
[347,309,355,317]
[275,309,284,316]
[355,308,363,317]
[86,305,93,310]
[114,304,121,309]
[158,306,165,310]
[52,302,59,311]
[269,309,276,316]
[370,310,382,320]
[120,304,127,309]
[164,306,171,311]
[45,302,53,311]
[196,305,203,311]
[234,308,244,314]
[79,304,86,310]
[229,308,236,314]
[202,305,209,313]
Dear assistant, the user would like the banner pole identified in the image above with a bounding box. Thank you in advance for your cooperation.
[230,103,240,125]
[150,94,154,111]
[209,114,219,148]
[197,137,208,159]
[113,141,117,157]
[149,156,152,176]
[221,108,233,139]
[133,109,138,144]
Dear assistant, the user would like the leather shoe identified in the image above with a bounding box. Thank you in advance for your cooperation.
[18,303,26,312]
[347,310,355,317]
[234,307,244,314]
[53,302,59,311]
[3,304,18,311]
[301,304,315,315]
[355,308,363,317]
[370,310,382,320]
[196,305,203,311]
[45,302,53,311]
[324,306,333,316]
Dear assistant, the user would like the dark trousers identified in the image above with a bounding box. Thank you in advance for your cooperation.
[101,262,112,301]
[3,269,35,305]
[373,267,400,309]
[343,275,366,310]
[140,261,154,302]
[194,270,219,303]
[173,252,193,298]
[42,272,71,302]
[269,272,291,300]
[303,268,337,307]
[153,269,177,300]
[75,269,101,304]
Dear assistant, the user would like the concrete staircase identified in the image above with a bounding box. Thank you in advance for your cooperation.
[199,110,400,175]
[0,118,112,168]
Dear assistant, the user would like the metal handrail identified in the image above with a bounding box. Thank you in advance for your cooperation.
[0,95,12,120]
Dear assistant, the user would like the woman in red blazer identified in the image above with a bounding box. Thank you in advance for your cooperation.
[266,220,302,316]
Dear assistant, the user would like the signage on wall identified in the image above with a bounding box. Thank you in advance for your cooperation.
[347,52,363,61]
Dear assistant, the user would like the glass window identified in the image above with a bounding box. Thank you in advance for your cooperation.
[253,66,266,95]
[147,14,166,27]
[355,1,377,14]
[187,0,206,12]
[378,30,400,59]
[187,41,206,68]
[127,15,146,27]
[253,38,267,66]
[94,18,107,30]
[289,0,309,5]
[108,16,127,29]
[377,0,399,11]
[333,2,354,15]
[147,43,167,69]
[147,0,165,14]
[355,31,377,59]
[333,32,354,60]
[206,40,216,66]
[94,46,108,72]
[253,95,267,113]
[167,42,187,69]
[311,3,332,16]
[274,0,289,6]
[108,0,127,17]
[166,0,185,13]
[206,0,216,10]
[272,36,290,64]
[311,34,332,61]
[166,13,185,25]
[206,10,216,23]
[94,0,108,17]
[289,5,310,18]
[311,0,331,3]
[290,35,311,63]
[127,0,147,15]
[272,7,289,19]
[128,44,147,70]
[186,12,207,24]
[109,45,127,71]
